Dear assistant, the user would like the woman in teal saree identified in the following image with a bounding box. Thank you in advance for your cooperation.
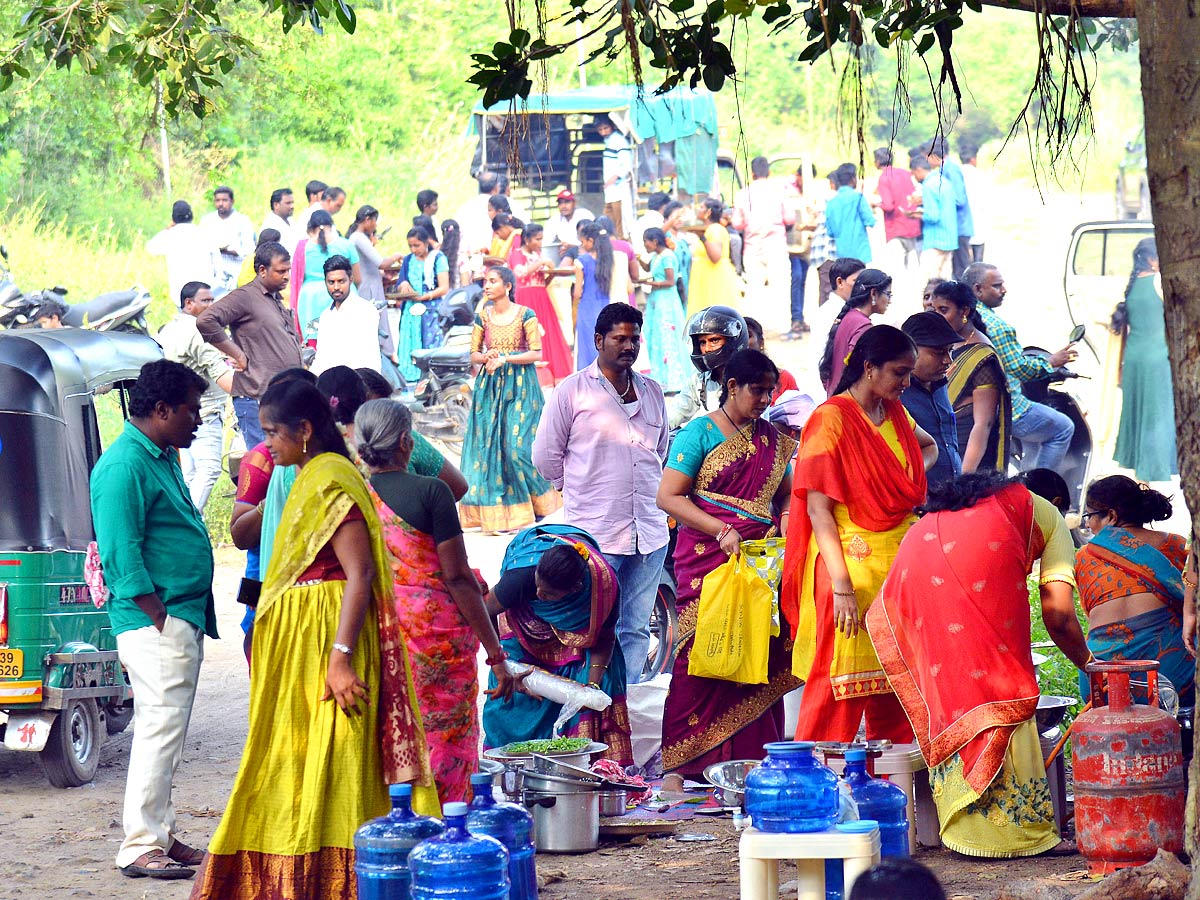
[1075,475,1193,704]
[481,524,632,765]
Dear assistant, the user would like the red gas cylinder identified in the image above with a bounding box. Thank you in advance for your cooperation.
[1073,660,1185,875]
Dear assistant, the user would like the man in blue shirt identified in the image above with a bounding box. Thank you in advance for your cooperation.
[824,162,876,264]
[900,311,962,489]
[927,137,974,277]
[912,155,957,281]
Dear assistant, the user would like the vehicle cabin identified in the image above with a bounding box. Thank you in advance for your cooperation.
[0,328,162,787]
[470,84,739,236]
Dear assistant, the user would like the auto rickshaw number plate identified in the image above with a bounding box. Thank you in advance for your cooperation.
[0,648,22,677]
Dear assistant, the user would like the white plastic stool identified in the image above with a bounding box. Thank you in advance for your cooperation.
[739,823,881,900]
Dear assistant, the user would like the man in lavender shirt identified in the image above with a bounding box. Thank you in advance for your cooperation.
[533,303,671,685]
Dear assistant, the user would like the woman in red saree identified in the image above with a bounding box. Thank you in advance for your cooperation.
[509,223,573,385]
[353,398,518,805]
[866,472,1088,857]
[783,325,937,743]
[657,349,799,778]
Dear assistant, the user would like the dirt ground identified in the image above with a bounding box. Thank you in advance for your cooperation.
[0,548,1104,900]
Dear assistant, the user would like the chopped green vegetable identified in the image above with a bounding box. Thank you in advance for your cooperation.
[503,737,591,755]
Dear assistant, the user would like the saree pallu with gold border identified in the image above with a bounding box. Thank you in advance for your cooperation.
[192,454,438,900]
[662,420,800,776]
[866,483,1058,857]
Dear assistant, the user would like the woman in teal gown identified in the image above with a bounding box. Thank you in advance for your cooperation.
[1114,238,1177,482]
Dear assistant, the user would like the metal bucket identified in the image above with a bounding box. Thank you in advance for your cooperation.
[522,770,600,853]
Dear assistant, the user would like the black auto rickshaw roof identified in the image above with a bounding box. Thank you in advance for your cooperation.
[0,329,162,417]
[0,328,162,552]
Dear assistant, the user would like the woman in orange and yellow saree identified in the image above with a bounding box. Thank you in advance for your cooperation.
[783,325,936,744]
[866,472,1088,857]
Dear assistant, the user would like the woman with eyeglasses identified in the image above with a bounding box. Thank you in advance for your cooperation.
[817,268,894,397]
[1074,475,1193,705]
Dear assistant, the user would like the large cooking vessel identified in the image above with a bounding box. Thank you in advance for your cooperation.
[522,770,600,853]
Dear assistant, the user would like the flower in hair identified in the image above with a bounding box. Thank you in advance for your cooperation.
[573,541,591,561]
[329,395,340,408]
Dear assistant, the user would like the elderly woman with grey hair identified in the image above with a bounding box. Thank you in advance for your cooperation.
[354,399,517,803]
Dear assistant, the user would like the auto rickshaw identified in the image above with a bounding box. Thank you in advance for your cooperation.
[0,328,162,786]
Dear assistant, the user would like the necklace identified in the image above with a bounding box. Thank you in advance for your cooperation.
[849,386,885,425]
[721,407,750,433]
[618,377,635,401]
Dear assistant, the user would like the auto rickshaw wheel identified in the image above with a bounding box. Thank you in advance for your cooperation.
[102,698,134,735]
[40,698,103,787]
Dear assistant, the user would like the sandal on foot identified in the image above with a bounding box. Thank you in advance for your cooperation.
[120,850,196,879]
[168,839,207,866]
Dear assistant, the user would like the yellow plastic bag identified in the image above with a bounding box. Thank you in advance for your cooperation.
[688,552,773,684]
[741,537,787,637]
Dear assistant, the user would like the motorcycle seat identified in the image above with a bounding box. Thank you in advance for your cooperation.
[61,290,142,327]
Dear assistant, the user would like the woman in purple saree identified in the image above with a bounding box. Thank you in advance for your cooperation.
[656,349,800,778]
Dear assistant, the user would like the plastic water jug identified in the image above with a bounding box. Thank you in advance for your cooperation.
[744,741,839,833]
[841,749,909,857]
[410,801,510,900]
[354,783,445,900]
[824,820,879,900]
[467,772,538,900]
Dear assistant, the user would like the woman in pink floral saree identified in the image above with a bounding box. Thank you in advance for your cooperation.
[354,398,518,804]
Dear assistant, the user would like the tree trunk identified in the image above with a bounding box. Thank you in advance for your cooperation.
[1137,2,1200,897]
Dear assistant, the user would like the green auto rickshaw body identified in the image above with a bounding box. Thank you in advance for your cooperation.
[0,328,161,784]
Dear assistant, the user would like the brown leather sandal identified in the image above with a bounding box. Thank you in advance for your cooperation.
[167,839,207,866]
[120,849,196,879]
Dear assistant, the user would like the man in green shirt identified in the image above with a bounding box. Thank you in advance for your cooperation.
[90,359,216,880]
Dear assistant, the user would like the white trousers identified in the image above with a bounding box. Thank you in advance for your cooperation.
[114,615,204,868]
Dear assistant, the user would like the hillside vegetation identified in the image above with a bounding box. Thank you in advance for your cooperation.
[0,2,1142,323]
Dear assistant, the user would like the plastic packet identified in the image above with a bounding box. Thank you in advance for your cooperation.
[504,660,613,734]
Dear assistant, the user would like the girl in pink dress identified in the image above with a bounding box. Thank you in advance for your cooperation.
[509,223,573,385]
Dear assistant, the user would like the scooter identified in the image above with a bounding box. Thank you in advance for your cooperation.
[401,284,479,444]
[2,284,152,334]
[1013,323,1093,520]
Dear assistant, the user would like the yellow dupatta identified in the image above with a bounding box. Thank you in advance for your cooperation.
[262,452,439,813]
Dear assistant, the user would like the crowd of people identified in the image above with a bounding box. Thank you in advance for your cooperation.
[80,146,1189,894]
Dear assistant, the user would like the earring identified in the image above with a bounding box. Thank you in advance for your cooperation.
[303,436,308,454]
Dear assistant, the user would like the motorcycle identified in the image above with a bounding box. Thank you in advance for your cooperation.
[399,284,479,444]
[1013,323,1093,522]
[1,284,152,334]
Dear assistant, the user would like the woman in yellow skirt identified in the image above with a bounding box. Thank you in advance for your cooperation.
[191,380,439,900]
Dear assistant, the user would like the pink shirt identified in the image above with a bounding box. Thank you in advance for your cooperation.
[532,363,670,555]
[876,166,921,241]
[732,178,795,249]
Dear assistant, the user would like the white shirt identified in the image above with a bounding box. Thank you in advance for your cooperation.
[261,212,298,255]
[603,131,634,202]
[630,210,664,252]
[200,209,256,295]
[544,207,595,247]
[961,162,990,245]
[668,372,722,430]
[145,223,219,309]
[312,290,382,375]
[293,202,323,237]
[455,194,495,256]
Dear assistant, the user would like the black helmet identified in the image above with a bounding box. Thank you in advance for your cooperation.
[686,305,748,374]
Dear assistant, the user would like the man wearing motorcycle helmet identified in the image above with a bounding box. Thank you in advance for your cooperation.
[668,305,749,429]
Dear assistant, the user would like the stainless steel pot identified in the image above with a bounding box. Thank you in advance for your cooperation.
[522,770,600,853]
[598,789,629,817]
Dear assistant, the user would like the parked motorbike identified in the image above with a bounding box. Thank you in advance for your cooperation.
[1013,324,1093,521]
[1,284,152,334]
[399,284,479,444]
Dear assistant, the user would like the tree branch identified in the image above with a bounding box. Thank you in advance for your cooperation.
[978,0,1134,17]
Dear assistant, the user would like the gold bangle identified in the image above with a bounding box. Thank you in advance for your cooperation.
[1184,573,1197,589]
